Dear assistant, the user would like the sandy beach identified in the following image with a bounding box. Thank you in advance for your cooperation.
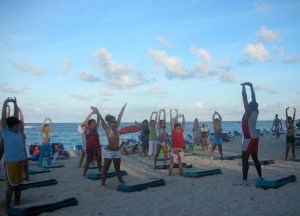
[1,134,300,216]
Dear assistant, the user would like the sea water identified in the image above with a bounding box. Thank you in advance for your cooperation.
[24,121,274,151]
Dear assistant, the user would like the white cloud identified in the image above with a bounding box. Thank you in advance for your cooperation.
[13,62,46,76]
[255,83,269,91]
[190,46,217,77]
[150,86,166,94]
[93,48,146,88]
[0,83,25,94]
[244,43,270,61]
[220,72,241,83]
[256,26,279,43]
[70,94,92,100]
[218,61,231,71]
[155,36,172,48]
[254,2,272,12]
[148,49,188,78]
[62,59,71,73]
[77,72,101,82]
[276,47,300,63]
[99,87,112,96]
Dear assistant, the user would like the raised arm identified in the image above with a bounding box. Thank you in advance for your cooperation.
[1,98,10,128]
[90,106,101,130]
[292,107,296,122]
[181,114,185,131]
[85,110,95,128]
[212,111,216,123]
[216,111,222,123]
[285,107,289,126]
[19,108,25,131]
[116,102,127,128]
[241,82,249,111]
[48,117,54,132]
[12,97,19,119]
[249,82,256,102]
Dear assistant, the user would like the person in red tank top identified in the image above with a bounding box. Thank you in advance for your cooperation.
[169,109,185,176]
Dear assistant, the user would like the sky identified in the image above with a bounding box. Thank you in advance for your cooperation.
[0,0,299,123]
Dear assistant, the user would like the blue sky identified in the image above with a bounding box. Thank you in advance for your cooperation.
[0,0,299,123]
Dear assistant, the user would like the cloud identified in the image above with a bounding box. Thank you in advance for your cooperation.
[70,94,92,100]
[99,87,112,96]
[13,62,46,76]
[0,83,26,94]
[77,72,101,82]
[244,43,270,61]
[255,83,269,91]
[62,59,71,73]
[276,47,300,63]
[190,46,218,77]
[256,26,279,43]
[150,86,166,94]
[148,49,189,79]
[239,59,252,66]
[155,36,172,48]
[191,102,204,109]
[220,72,241,83]
[253,2,272,12]
[217,61,231,71]
[93,48,146,88]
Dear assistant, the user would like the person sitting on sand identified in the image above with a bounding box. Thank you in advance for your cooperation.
[53,143,71,158]
[120,139,129,155]
[32,145,40,156]
[99,103,127,186]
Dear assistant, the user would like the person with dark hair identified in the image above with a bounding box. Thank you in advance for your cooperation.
[236,82,262,187]
[210,111,223,160]
[154,109,168,166]
[78,121,86,168]
[169,109,185,176]
[1,97,26,210]
[148,111,158,159]
[136,119,150,157]
[272,114,282,139]
[83,106,102,176]
[99,102,127,186]
[38,117,54,167]
[285,107,296,160]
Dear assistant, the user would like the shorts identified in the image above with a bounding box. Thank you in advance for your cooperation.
[5,161,24,187]
[104,150,121,159]
[170,148,184,163]
[286,135,295,143]
[242,138,259,154]
[213,137,223,145]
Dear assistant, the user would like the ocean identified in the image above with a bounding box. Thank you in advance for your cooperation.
[23,121,274,151]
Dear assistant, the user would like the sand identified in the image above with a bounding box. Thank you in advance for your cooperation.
[1,134,300,216]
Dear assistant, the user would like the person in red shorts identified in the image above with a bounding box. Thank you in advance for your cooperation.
[236,82,263,187]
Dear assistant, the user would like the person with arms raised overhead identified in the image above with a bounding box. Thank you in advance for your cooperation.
[236,82,262,187]
[38,117,54,167]
[1,97,26,210]
[285,107,296,160]
[99,103,127,186]
[83,106,102,176]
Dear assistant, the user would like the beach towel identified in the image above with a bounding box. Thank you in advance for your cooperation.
[154,163,193,169]
[117,178,165,192]
[256,174,296,189]
[29,169,50,175]
[7,197,78,216]
[184,168,222,178]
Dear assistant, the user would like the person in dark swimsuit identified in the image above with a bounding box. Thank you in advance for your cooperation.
[285,107,296,160]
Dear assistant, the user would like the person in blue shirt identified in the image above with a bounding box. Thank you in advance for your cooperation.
[1,97,26,210]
